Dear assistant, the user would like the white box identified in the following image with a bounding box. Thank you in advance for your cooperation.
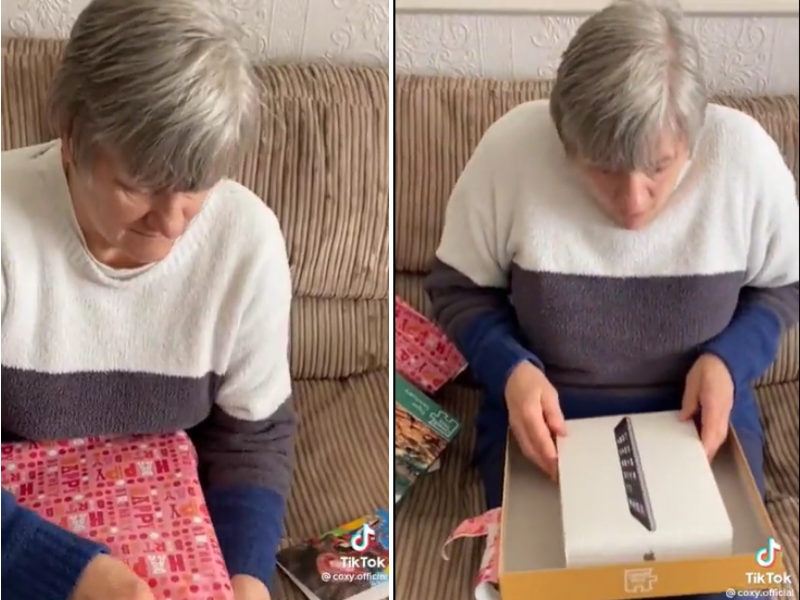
[557,410,733,568]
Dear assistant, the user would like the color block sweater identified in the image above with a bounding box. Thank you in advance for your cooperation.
[426,100,799,413]
[1,141,295,598]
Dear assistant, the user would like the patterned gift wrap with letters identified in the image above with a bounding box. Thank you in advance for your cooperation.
[1,432,233,600]
[395,295,466,394]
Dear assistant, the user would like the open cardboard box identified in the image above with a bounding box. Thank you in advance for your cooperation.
[499,430,786,600]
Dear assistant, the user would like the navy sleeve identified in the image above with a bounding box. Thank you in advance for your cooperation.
[204,486,286,589]
[425,258,543,406]
[188,401,295,590]
[455,306,544,405]
[1,489,108,600]
[702,297,785,394]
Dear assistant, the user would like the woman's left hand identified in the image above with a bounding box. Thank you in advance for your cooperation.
[680,353,735,461]
[231,574,271,600]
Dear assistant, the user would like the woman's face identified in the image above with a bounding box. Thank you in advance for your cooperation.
[574,132,690,231]
[63,142,211,268]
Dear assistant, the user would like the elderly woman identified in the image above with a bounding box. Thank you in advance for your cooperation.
[426,1,798,598]
[1,1,292,600]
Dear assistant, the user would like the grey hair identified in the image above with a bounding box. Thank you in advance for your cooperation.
[550,0,707,173]
[48,0,260,192]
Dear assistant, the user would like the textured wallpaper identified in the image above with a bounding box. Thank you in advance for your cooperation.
[396,13,799,94]
[0,0,392,67]
[2,0,798,94]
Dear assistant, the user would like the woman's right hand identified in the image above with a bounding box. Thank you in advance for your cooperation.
[505,361,567,480]
[70,554,154,600]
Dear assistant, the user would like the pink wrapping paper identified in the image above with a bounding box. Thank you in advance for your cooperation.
[442,508,501,600]
[1,432,233,600]
[395,296,467,394]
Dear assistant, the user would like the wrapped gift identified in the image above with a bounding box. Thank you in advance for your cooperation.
[395,296,466,394]
[1,432,233,600]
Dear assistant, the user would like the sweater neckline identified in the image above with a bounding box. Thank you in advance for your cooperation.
[40,141,220,286]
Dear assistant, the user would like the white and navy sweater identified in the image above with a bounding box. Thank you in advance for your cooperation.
[1,141,294,596]
[426,100,799,411]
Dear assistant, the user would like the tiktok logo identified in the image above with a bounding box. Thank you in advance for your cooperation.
[350,523,376,552]
[755,537,782,568]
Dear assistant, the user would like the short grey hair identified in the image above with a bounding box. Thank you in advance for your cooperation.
[550,0,707,173]
[48,0,260,192]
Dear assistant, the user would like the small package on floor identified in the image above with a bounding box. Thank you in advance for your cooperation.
[1,432,233,600]
[557,411,732,567]
[277,508,390,600]
[395,295,466,394]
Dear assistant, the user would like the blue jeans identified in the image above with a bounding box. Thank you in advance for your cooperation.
[473,387,765,600]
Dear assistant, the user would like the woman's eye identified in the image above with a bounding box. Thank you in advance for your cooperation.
[652,161,671,175]
[123,184,149,196]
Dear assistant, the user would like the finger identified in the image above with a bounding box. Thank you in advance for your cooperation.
[539,392,565,481]
[701,403,730,460]
[702,427,727,460]
[522,403,558,479]
[510,419,540,465]
[524,403,557,462]
[511,419,552,476]
[541,391,567,437]
[680,376,700,421]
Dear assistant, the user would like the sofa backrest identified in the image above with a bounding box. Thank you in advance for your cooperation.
[394,74,799,385]
[1,38,390,381]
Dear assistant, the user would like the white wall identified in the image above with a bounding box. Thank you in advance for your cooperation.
[2,0,797,94]
[396,13,799,94]
[0,0,391,67]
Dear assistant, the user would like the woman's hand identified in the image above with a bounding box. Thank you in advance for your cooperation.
[70,554,153,600]
[231,574,271,600]
[505,361,567,480]
[680,353,735,460]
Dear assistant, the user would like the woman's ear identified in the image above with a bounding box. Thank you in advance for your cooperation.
[60,137,74,166]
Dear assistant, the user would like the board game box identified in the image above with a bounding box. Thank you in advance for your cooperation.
[395,374,461,503]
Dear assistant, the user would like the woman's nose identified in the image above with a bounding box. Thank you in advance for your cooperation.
[146,197,186,239]
[617,174,651,215]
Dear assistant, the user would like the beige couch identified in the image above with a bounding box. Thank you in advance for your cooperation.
[394,74,799,600]
[1,39,391,600]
